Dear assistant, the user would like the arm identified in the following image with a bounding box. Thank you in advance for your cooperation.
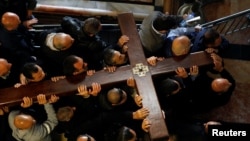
[31,95,58,139]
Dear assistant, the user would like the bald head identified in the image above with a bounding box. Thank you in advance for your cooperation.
[172,35,191,56]
[107,88,122,105]
[211,78,232,93]
[53,33,74,50]
[14,114,35,130]
[0,58,12,77]
[77,135,95,141]
[1,12,21,31]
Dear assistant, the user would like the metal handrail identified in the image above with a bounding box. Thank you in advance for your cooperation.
[201,9,250,34]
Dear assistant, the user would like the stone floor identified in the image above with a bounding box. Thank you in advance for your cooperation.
[196,58,250,123]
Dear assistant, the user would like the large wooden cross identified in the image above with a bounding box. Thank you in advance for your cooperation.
[0,13,212,140]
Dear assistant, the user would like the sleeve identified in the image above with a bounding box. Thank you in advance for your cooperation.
[219,37,230,50]
[167,27,195,38]
[8,110,19,131]
[218,37,230,57]
[32,103,58,139]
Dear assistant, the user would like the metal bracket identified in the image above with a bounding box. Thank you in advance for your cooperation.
[132,63,149,77]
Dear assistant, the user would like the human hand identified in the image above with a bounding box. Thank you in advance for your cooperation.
[20,96,33,108]
[205,48,218,54]
[127,77,136,88]
[194,24,202,32]
[37,94,47,105]
[122,45,128,53]
[20,73,28,85]
[51,76,66,82]
[175,67,188,78]
[157,57,165,61]
[0,106,9,115]
[77,85,90,98]
[89,82,101,96]
[210,53,223,72]
[147,56,157,66]
[48,95,59,103]
[190,65,199,76]
[133,107,149,120]
[87,70,95,76]
[104,66,116,73]
[142,118,151,132]
[118,35,129,47]
[14,83,23,88]
[134,94,143,107]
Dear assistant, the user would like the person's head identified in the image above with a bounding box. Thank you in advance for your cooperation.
[153,15,178,34]
[160,78,181,97]
[203,28,222,48]
[103,48,128,66]
[77,134,96,141]
[53,33,74,50]
[107,88,127,106]
[21,63,46,82]
[82,18,101,37]
[14,114,36,130]
[56,106,76,122]
[0,58,12,77]
[117,126,137,141]
[1,12,21,31]
[171,35,191,56]
[211,78,232,93]
[63,55,88,76]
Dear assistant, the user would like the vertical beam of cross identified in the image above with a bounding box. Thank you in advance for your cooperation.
[118,13,169,140]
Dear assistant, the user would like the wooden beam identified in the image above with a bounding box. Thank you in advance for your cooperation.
[0,66,132,107]
[0,51,212,106]
[118,12,169,140]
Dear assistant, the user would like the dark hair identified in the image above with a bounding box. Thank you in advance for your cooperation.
[103,48,116,66]
[82,17,100,35]
[63,55,78,76]
[153,16,177,31]
[117,126,134,141]
[22,63,39,79]
[160,78,179,96]
[203,28,220,45]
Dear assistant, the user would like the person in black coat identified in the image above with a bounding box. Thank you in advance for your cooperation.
[61,16,129,70]
[38,28,75,76]
[189,53,235,113]
[0,0,38,29]
[0,58,20,88]
[0,12,36,69]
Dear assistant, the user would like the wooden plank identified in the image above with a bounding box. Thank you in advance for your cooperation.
[150,51,213,77]
[118,13,169,141]
[0,51,212,107]
[0,66,133,107]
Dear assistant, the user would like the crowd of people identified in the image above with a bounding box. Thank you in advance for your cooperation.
[0,1,237,141]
